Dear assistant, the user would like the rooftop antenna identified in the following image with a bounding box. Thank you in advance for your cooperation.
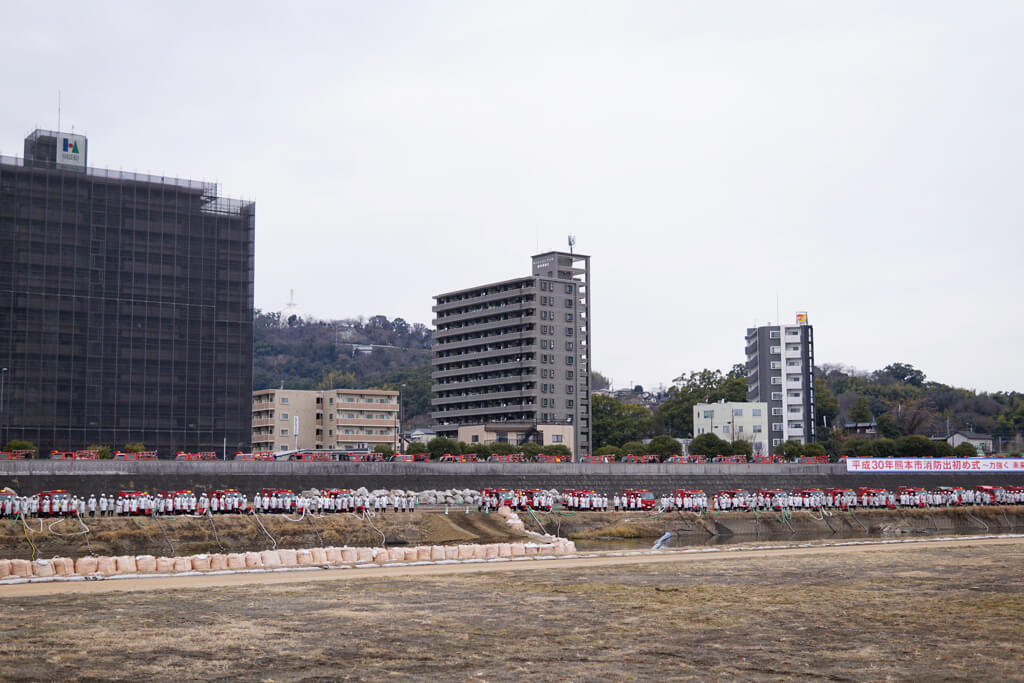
[568,234,576,255]
[285,289,298,313]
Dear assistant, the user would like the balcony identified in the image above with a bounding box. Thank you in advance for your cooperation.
[433,284,537,313]
[432,358,539,380]
[433,388,535,406]
[433,330,536,353]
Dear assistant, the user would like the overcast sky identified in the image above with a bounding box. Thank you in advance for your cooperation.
[3,1,1022,393]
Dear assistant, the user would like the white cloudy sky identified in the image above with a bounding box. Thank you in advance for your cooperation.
[2,1,1022,393]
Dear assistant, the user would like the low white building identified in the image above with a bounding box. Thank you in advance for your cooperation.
[946,430,993,455]
[693,401,769,455]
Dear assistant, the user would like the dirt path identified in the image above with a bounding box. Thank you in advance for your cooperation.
[3,533,1019,598]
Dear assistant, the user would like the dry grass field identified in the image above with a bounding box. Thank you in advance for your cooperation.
[0,537,1021,681]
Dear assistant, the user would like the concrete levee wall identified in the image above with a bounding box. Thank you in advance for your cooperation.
[1,461,1022,497]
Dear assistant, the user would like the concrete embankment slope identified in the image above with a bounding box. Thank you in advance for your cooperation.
[1,460,1023,497]
[2,506,1021,562]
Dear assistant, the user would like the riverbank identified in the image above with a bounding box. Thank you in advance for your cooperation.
[2,506,1021,561]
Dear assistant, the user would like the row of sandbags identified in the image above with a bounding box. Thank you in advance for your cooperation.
[0,540,578,580]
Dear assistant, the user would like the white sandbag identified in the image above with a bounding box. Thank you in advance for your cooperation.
[135,556,157,573]
[260,550,282,569]
[32,559,55,577]
[115,556,137,574]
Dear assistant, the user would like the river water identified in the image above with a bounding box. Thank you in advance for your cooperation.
[572,527,1020,551]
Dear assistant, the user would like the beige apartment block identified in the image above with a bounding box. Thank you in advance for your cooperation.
[252,388,399,453]
[456,423,574,453]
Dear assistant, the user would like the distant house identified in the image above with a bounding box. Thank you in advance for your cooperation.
[844,421,878,438]
[946,430,993,455]
[408,428,436,446]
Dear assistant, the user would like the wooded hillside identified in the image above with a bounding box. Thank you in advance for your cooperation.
[253,310,433,421]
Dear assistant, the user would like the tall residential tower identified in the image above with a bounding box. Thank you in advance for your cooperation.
[0,129,255,456]
[431,251,592,457]
[745,313,815,447]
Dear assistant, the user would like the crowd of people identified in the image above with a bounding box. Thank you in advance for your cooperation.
[0,484,1021,520]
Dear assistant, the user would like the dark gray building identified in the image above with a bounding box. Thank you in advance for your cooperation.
[432,251,592,458]
[0,129,254,457]
[745,313,815,447]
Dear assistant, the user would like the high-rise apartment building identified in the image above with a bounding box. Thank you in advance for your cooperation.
[431,251,592,457]
[252,388,399,453]
[745,313,815,447]
[0,129,255,456]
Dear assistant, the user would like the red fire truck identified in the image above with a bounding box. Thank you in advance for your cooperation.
[711,455,748,463]
[439,453,478,463]
[621,454,660,464]
[37,490,74,516]
[621,488,657,509]
[117,490,150,515]
[579,454,615,463]
[535,454,571,463]
[481,487,516,508]
[486,453,525,463]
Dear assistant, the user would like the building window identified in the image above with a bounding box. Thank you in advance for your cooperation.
[733,409,743,416]
[769,331,780,339]
[541,354,548,363]
[770,346,780,354]
[552,434,563,443]
[752,408,762,416]
[566,327,573,336]
[328,429,333,436]
[771,392,782,400]
[565,341,573,351]
[770,361,781,369]
[789,407,801,413]
[565,299,573,307]
[280,445,289,451]
[280,397,289,404]
[566,313,573,322]
[329,397,334,404]
[566,356,574,365]
[567,400,574,408]
[472,435,479,443]
[565,284,573,294]
[772,439,781,447]
[753,425,762,433]
[567,385,574,393]
[280,413,289,420]
[772,408,783,415]
[771,377,782,384]
[566,370,574,379]
[771,423,783,432]
[790,423,803,430]
[703,410,714,418]
[280,429,289,436]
